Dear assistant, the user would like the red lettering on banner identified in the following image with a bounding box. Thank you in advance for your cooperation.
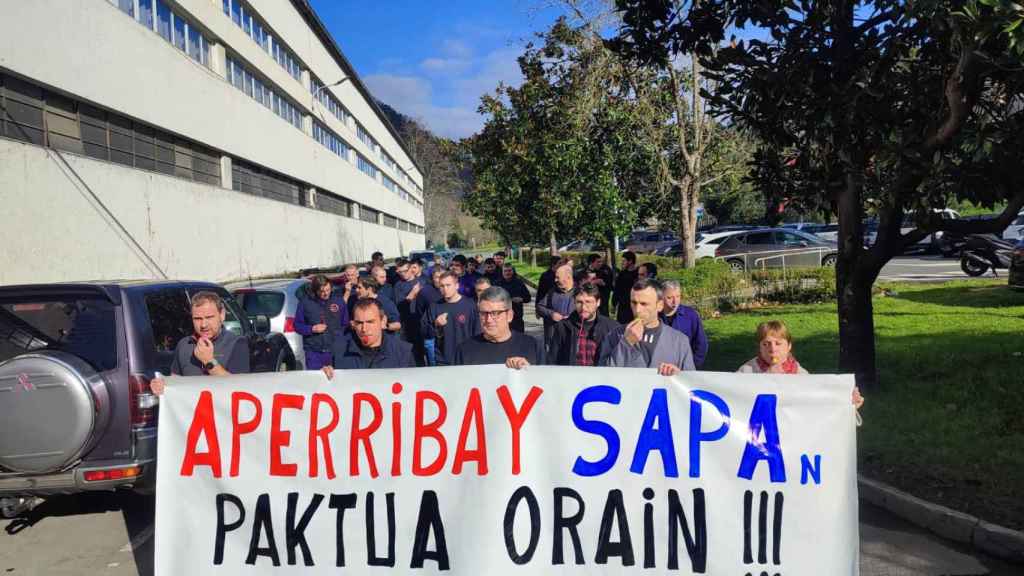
[391,382,404,477]
[180,390,222,477]
[269,393,305,476]
[413,390,448,476]
[497,385,544,475]
[308,393,340,479]
[230,392,262,477]
[452,388,488,475]
[350,393,383,478]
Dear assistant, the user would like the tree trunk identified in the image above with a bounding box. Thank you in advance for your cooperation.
[835,175,880,389]
[549,229,558,255]
[678,176,697,268]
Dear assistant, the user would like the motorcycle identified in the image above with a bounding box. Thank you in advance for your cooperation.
[960,234,1016,277]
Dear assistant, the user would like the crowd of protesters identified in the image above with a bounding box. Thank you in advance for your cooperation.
[149,248,863,413]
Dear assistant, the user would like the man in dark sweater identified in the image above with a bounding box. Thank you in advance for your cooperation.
[584,254,614,316]
[612,251,638,324]
[496,264,531,333]
[535,255,562,306]
[456,286,543,368]
[549,283,619,366]
[536,258,576,351]
[422,271,480,365]
[660,279,709,368]
[323,298,415,375]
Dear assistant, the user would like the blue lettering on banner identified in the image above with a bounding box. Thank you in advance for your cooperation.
[688,390,731,479]
[571,386,622,477]
[737,394,786,483]
[801,454,822,485]
[629,389,679,477]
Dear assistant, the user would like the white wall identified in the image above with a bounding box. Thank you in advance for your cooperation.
[0,139,423,285]
[0,0,424,226]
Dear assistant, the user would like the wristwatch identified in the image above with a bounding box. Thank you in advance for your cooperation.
[203,358,220,371]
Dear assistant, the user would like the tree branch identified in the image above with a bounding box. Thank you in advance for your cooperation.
[922,49,983,152]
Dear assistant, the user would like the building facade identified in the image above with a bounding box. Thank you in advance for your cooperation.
[0,0,425,284]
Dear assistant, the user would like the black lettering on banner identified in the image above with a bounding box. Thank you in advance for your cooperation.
[642,487,655,568]
[552,487,586,565]
[214,493,245,565]
[667,488,706,572]
[411,490,450,570]
[366,492,396,567]
[594,489,635,566]
[329,494,357,567]
[245,493,281,566]
[286,492,323,566]
[503,486,541,565]
[743,490,784,572]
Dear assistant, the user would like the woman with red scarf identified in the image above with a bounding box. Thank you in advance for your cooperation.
[738,320,865,421]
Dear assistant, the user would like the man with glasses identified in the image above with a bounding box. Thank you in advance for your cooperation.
[455,286,543,368]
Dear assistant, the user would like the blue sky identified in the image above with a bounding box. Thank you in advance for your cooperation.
[309,0,565,139]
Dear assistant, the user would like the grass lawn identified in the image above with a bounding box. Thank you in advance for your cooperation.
[701,280,1024,530]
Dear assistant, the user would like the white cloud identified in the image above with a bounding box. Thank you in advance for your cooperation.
[420,57,472,76]
[364,73,481,139]
[441,38,473,59]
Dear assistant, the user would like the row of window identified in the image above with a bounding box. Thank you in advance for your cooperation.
[113,0,212,69]
[223,0,302,81]
[0,72,424,234]
[356,153,378,179]
[113,0,424,209]
[226,57,302,130]
[0,73,219,185]
[313,121,351,160]
[310,76,353,127]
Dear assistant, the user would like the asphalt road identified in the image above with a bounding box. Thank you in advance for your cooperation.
[878,254,975,283]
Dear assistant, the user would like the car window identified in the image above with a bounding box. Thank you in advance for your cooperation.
[745,232,774,245]
[235,291,285,318]
[708,236,731,245]
[144,289,192,373]
[1014,215,1024,225]
[0,296,117,371]
[777,231,809,246]
[220,294,246,337]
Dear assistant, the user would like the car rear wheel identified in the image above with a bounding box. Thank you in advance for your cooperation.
[822,254,837,267]
[276,350,290,372]
[727,259,745,273]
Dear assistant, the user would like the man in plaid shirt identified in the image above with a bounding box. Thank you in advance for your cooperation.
[548,283,619,366]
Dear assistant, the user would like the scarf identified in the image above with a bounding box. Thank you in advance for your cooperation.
[756,355,801,374]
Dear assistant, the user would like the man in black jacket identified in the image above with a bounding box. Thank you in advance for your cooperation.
[549,283,619,366]
[323,298,415,375]
[496,264,531,333]
[535,255,562,305]
[612,251,638,324]
[583,254,614,316]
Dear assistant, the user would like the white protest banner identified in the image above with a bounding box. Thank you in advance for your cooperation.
[154,366,859,575]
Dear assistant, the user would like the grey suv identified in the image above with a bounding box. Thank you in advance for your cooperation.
[0,281,294,511]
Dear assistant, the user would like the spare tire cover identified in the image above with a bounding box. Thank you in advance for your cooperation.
[0,351,110,473]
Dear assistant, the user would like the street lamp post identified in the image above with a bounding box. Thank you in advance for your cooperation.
[311,77,349,116]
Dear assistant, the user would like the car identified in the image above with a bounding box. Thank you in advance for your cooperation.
[654,231,745,259]
[1004,212,1024,242]
[558,240,603,253]
[804,223,839,242]
[624,231,678,254]
[0,280,295,504]
[228,278,311,370]
[864,209,961,252]
[714,228,839,272]
[1010,237,1024,289]
[408,250,436,265]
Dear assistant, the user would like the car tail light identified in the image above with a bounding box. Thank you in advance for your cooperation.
[283,316,295,333]
[129,374,158,428]
[83,466,142,482]
[715,246,723,257]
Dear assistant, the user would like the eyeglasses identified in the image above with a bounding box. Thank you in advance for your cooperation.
[479,309,509,320]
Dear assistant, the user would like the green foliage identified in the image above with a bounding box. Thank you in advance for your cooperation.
[749,267,837,304]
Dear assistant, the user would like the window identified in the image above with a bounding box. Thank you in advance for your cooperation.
[744,232,774,245]
[777,232,809,246]
[0,298,117,371]
[235,291,285,318]
[144,289,192,372]
[224,0,302,80]
[139,0,154,29]
[156,0,171,41]
[172,13,186,52]
[116,0,134,17]
[317,191,352,218]
[360,206,380,224]
[232,159,303,205]
[357,154,377,179]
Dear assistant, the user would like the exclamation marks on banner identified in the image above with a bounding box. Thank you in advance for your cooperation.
[743,490,783,576]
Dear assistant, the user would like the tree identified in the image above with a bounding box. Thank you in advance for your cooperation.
[464,20,658,254]
[615,0,1024,387]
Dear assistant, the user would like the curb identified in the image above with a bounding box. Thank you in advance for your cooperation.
[858,475,1024,563]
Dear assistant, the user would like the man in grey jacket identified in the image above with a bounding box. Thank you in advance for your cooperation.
[599,278,695,374]
[535,258,575,351]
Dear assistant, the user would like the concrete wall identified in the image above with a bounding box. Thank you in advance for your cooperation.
[0,139,422,285]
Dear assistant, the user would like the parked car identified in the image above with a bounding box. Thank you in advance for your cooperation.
[408,250,436,265]
[805,223,839,242]
[0,281,295,506]
[1004,212,1024,242]
[715,228,838,272]
[654,230,745,259]
[1008,237,1024,289]
[864,209,961,252]
[624,231,678,254]
[229,278,311,370]
[558,240,603,253]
